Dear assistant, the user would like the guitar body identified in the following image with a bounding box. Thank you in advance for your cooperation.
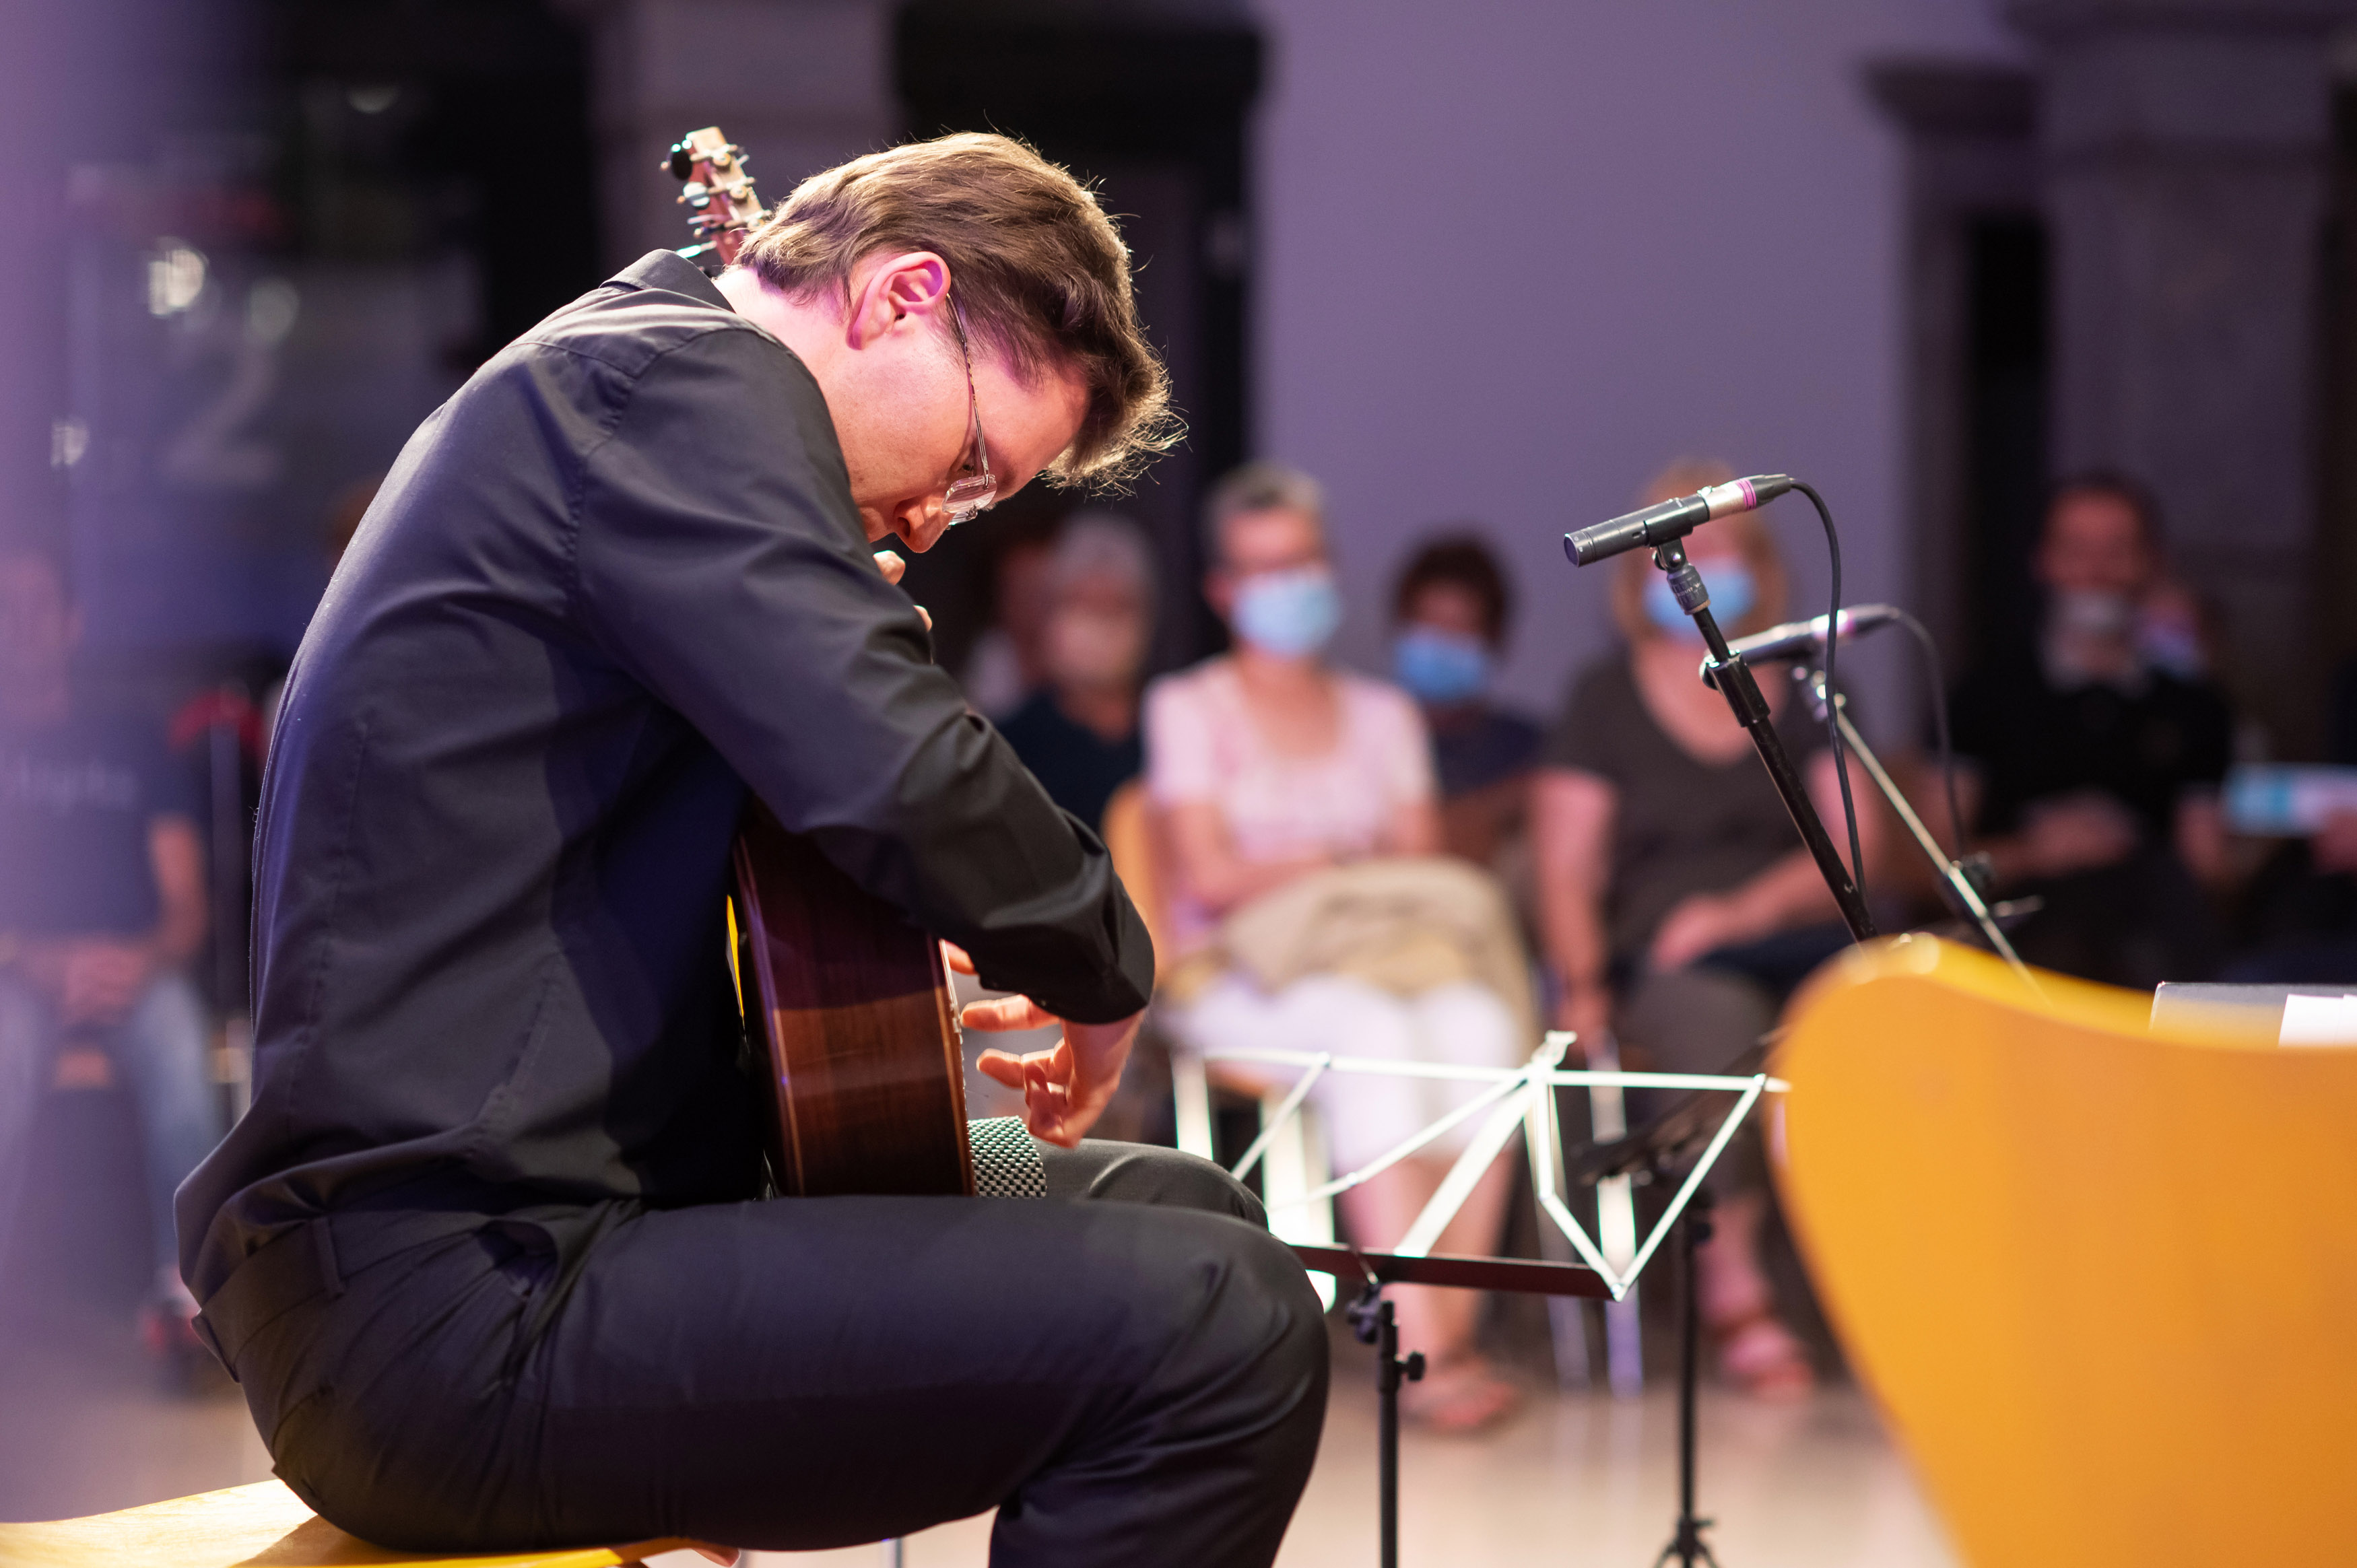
[732,799,975,1197]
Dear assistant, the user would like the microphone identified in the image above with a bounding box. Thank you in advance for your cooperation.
[1563,474,1797,567]
[1714,604,1902,667]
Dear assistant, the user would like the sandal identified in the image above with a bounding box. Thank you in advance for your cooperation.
[1712,1310,1815,1402]
[1400,1355,1521,1434]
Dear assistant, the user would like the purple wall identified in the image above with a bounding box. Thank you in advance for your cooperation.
[1250,0,2022,737]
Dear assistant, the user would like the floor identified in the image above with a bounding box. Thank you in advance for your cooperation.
[0,1085,1961,1568]
[734,1353,1958,1568]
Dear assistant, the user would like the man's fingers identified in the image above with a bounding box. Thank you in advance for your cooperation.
[975,1048,1028,1089]
[873,549,907,584]
[960,995,1056,1032]
[940,941,977,976]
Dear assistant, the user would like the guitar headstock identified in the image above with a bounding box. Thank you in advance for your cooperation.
[663,126,766,275]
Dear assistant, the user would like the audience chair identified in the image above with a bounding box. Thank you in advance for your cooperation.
[0,1479,693,1567]
[1774,934,2357,1568]
[1098,781,1339,1272]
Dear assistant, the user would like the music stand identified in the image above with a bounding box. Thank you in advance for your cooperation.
[1564,1042,1797,1567]
[1199,1033,1783,1568]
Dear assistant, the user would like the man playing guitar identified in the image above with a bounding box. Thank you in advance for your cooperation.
[176,133,1327,1565]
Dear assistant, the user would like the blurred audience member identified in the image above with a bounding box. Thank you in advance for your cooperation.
[1391,535,1543,868]
[1948,473,2232,988]
[2226,658,2357,983]
[1149,463,1523,1430]
[998,512,1154,830]
[1534,458,1871,1400]
[2136,574,2215,683]
[0,544,220,1351]
[960,512,1064,719]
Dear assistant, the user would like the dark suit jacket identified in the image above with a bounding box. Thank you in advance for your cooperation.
[179,252,1152,1299]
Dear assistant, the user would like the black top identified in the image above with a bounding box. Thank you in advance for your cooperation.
[1542,656,1828,965]
[996,689,1140,832]
[1948,654,2232,840]
[1428,706,1543,800]
[179,253,1152,1299]
[0,708,193,935]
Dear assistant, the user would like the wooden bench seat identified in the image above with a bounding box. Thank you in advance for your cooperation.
[0,1480,690,1568]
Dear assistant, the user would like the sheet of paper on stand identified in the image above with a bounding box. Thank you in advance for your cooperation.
[2276,993,2357,1047]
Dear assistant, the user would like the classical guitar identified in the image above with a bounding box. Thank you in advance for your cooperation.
[667,126,978,1198]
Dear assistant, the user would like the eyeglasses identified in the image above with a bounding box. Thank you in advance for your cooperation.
[942,299,997,526]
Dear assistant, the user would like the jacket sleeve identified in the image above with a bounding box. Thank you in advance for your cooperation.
[571,325,1151,1023]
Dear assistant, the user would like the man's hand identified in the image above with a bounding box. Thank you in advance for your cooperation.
[2020,792,2138,879]
[873,549,932,632]
[20,938,156,1027]
[943,943,1139,1148]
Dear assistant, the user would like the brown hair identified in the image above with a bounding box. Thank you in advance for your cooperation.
[1203,461,1326,566]
[1609,457,1788,642]
[738,132,1178,485]
[1394,533,1512,646]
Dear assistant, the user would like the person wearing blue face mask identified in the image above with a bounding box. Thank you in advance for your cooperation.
[1144,463,1525,1432]
[1533,458,1882,1402]
[1389,537,1545,869]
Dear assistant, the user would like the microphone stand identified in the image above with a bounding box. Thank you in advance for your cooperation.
[1653,538,1877,943]
[1785,664,2042,991]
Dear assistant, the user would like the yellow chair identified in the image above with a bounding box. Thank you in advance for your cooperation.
[1098,780,1171,988]
[0,1480,690,1568]
[1774,935,2357,1567]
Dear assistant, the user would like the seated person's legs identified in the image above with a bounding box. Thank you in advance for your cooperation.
[233,1155,1325,1567]
[104,970,224,1290]
[2012,848,2224,990]
[1172,972,1521,1427]
[1616,965,1810,1397]
[0,973,59,1268]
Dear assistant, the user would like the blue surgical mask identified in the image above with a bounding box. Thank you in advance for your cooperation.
[1393,626,1491,706]
[1232,567,1342,658]
[1645,563,1756,636]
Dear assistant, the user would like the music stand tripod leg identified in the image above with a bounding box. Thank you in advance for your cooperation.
[1655,1185,1721,1568]
[1348,1283,1425,1568]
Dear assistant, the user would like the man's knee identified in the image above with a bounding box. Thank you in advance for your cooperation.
[1047,1139,1267,1227]
[1140,1212,1329,1421]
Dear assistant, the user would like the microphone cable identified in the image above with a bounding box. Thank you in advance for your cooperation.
[1791,481,1865,897]
[1886,607,1968,859]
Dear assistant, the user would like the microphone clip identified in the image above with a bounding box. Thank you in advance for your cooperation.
[1656,540,1713,618]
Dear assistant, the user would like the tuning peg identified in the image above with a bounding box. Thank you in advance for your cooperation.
[665,143,694,181]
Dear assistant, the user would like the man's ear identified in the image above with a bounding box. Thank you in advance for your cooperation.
[844,251,952,350]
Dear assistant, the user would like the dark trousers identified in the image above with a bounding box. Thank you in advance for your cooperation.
[214,1143,1328,1565]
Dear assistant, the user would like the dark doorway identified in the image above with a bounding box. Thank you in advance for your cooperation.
[892,0,1261,679]
[1960,214,2050,669]
[262,0,601,365]
[2317,86,2357,708]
